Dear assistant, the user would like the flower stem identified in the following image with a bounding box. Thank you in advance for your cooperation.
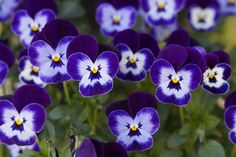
[63,82,71,105]
[179,107,185,125]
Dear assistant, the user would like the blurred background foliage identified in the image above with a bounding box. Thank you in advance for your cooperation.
[1,0,236,157]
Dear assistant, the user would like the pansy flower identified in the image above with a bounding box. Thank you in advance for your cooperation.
[107,92,160,151]
[0,43,15,86]
[11,9,56,46]
[67,35,119,97]
[28,19,79,84]
[0,85,50,146]
[224,91,236,144]
[7,143,40,157]
[113,29,159,82]
[218,0,236,15]
[186,0,220,31]
[18,56,46,87]
[140,0,185,27]
[150,44,203,106]
[201,50,231,94]
[0,0,20,21]
[96,2,137,36]
[74,138,128,157]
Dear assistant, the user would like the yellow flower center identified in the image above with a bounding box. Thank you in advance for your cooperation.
[172,77,179,84]
[91,67,98,74]
[32,66,39,73]
[158,3,165,9]
[52,56,60,62]
[130,124,138,132]
[15,119,23,126]
[129,58,136,64]
[31,25,39,32]
[113,16,120,24]
[209,74,214,79]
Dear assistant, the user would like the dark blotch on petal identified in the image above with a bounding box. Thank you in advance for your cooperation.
[13,85,51,112]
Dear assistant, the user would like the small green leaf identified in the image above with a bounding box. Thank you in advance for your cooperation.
[167,131,187,148]
[205,115,220,130]
[198,140,226,157]
[160,149,183,157]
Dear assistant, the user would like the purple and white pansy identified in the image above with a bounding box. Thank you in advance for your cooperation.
[96,3,137,36]
[11,9,56,46]
[106,92,160,151]
[140,0,184,27]
[113,29,159,82]
[67,35,119,97]
[224,91,236,144]
[18,56,46,87]
[0,0,20,21]
[0,100,46,146]
[7,143,40,157]
[0,43,15,86]
[218,0,236,16]
[186,0,220,31]
[201,50,232,94]
[150,44,203,106]
[28,19,79,84]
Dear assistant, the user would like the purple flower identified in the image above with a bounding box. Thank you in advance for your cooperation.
[140,0,184,27]
[107,92,160,151]
[219,0,236,15]
[113,29,159,82]
[18,56,46,87]
[96,3,137,36]
[150,44,203,106]
[0,0,20,21]
[202,50,232,94]
[28,19,79,84]
[67,35,119,97]
[7,143,40,157]
[0,43,15,86]
[0,100,46,145]
[74,138,128,157]
[224,91,236,144]
[11,9,56,46]
[186,0,220,31]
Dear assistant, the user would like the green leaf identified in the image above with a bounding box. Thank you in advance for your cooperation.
[205,115,220,130]
[49,106,66,120]
[160,149,183,157]
[179,123,191,135]
[198,140,226,157]
[167,131,187,148]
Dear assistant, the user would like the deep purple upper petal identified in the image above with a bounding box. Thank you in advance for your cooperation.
[20,103,46,132]
[139,33,159,57]
[205,53,220,68]
[113,29,140,52]
[158,44,187,70]
[104,142,128,157]
[167,29,190,47]
[212,50,230,64]
[67,35,98,61]
[0,43,15,68]
[75,139,97,157]
[32,19,79,49]
[106,100,130,117]
[225,91,236,110]
[18,48,28,59]
[128,92,157,117]
[13,85,51,112]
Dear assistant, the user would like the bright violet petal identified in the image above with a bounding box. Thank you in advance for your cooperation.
[224,106,236,130]
[0,61,9,85]
[229,131,236,144]
[75,139,97,157]
[0,100,16,126]
[216,63,232,80]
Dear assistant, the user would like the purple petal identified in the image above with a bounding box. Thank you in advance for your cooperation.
[216,63,232,80]
[67,52,94,80]
[18,0,58,17]
[205,53,220,68]
[108,109,132,136]
[0,61,9,85]
[11,10,32,35]
[150,59,175,86]
[96,3,115,24]
[112,0,139,9]
[224,106,236,130]
[139,33,159,57]
[212,50,230,64]
[167,29,190,46]
[75,139,97,157]
[134,107,160,134]
[104,142,128,157]
[128,92,157,116]
[106,100,130,117]
[179,64,202,90]
[96,51,119,78]
[229,131,236,144]
[203,82,229,95]
[55,36,74,56]
[67,35,98,61]
[13,85,51,112]
[138,48,155,70]
[0,100,16,125]
[32,19,79,49]
[20,103,46,132]
[18,48,28,59]
[225,91,236,109]
[113,29,140,52]
[0,43,15,68]
[158,44,187,70]
[34,9,56,26]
